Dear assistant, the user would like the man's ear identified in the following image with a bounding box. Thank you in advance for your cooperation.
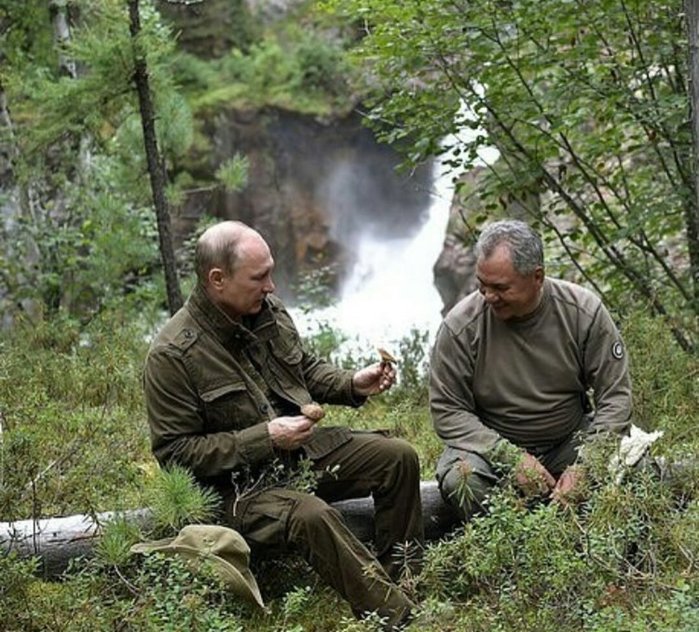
[534,266,545,286]
[208,267,225,290]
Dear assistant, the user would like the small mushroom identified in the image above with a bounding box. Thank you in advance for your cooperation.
[377,347,397,365]
[300,402,325,423]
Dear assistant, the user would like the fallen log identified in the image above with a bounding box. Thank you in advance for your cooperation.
[0,481,458,578]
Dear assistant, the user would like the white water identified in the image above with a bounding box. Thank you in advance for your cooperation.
[292,110,499,357]
[293,161,452,354]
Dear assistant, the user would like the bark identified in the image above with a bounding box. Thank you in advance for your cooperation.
[0,481,458,578]
[49,0,77,79]
[684,0,699,312]
[127,0,183,314]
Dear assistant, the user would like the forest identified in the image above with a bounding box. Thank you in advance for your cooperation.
[1,1,698,630]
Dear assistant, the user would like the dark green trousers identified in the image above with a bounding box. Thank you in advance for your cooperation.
[224,432,423,625]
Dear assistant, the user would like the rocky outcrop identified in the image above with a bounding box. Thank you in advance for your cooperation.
[432,167,487,314]
[433,232,478,315]
[174,107,433,301]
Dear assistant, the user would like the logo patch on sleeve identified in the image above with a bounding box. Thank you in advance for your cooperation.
[611,341,624,359]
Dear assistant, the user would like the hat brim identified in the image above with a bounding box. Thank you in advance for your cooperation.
[131,540,265,608]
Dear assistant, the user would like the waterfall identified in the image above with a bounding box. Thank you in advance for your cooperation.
[292,102,498,356]
[290,159,453,355]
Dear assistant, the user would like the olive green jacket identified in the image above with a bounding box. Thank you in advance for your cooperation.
[143,285,362,492]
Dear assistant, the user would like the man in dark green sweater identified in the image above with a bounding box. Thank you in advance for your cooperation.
[430,220,632,520]
[144,220,422,628]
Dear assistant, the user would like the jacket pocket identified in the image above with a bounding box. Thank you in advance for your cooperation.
[201,381,255,431]
[269,334,303,365]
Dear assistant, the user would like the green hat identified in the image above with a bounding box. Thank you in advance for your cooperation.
[130,525,264,608]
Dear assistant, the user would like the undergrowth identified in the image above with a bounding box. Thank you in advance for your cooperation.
[0,307,697,631]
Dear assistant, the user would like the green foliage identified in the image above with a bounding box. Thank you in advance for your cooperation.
[95,516,144,568]
[179,22,354,115]
[4,552,249,632]
[0,154,161,320]
[418,459,699,631]
[394,327,429,397]
[621,309,699,439]
[1,0,192,321]
[145,464,220,535]
[323,0,698,350]
[215,153,249,191]
[294,265,342,312]
[0,1,54,69]
[0,309,154,521]
[0,300,697,630]
[127,554,246,632]
[298,318,349,364]
[0,552,41,629]
[7,0,181,152]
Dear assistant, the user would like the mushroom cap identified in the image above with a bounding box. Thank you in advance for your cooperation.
[300,402,325,422]
[377,347,397,364]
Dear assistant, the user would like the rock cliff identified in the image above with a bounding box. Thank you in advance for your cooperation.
[172,107,433,302]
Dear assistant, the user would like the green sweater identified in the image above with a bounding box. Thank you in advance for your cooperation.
[429,278,632,458]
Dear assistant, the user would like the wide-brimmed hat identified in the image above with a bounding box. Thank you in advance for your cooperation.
[130,524,264,608]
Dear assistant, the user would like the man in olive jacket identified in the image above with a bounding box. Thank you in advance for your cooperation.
[430,220,632,520]
[144,220,422,627]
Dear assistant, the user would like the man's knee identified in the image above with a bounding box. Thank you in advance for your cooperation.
[373,437,421,497]
[437,452,497,521]
[387,437,420,473]
[287,494,344,543]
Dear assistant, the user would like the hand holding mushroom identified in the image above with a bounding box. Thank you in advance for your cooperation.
[300,402,325,423]
[350,348,398,396]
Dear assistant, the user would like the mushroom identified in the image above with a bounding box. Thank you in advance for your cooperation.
[377,347,397,365]
[300,402,325,423]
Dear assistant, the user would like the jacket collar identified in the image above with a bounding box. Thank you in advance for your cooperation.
[187,285,278,344]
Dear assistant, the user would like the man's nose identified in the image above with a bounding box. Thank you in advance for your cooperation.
[264,277,276,293]
[482,287,497,303]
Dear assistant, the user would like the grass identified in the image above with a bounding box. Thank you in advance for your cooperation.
[0,306,697,631]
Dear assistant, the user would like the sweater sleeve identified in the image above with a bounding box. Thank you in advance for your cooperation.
[429,321,503,456]
[582,303,633,436]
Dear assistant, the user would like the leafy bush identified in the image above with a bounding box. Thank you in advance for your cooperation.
[0,298,697,630]
[0,310,154,521]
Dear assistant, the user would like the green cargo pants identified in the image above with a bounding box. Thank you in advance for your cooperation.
[224,431,423,626]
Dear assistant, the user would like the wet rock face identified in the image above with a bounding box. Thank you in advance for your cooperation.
[431,168,489,315]
[433,233,478,315]
[173,107,433,301]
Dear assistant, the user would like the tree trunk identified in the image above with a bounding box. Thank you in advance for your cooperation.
[684,0,699,312]
[49,0,78,79]
[0,481,458,578]
[0,68,43,326]
[127,0,183,314]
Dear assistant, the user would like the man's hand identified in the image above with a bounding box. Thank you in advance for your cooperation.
[267,415,315,450]
[352,362,397,397]
[552,464,586,507]
[513,452,556,497]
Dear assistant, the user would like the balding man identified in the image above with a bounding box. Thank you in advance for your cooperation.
[430,220,632,520]
[144,221,422,628]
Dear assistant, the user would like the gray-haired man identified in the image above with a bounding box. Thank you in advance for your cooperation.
[430,219,632,519]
